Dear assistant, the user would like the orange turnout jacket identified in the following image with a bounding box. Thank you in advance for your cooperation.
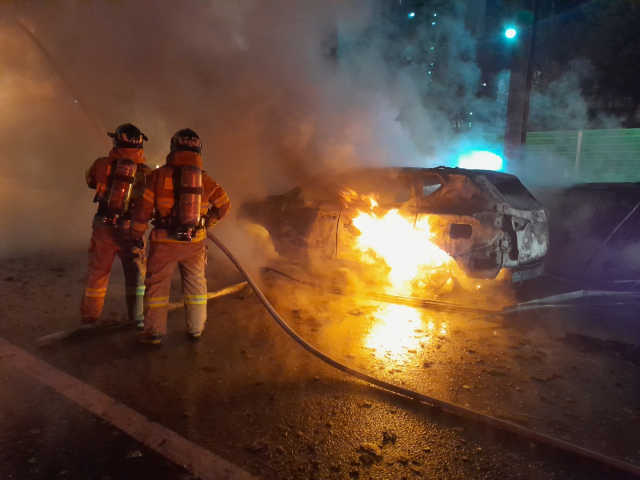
[131,150,231,242]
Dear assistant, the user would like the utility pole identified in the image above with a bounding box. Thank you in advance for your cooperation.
[503,0,540,166]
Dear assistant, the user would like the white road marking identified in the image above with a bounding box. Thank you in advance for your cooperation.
[0,337,257,480]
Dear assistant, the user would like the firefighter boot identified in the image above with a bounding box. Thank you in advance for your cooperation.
[137,332,162,345]
[186,331,202,342]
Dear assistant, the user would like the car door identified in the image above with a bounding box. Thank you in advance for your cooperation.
[336,172,415,263]
[272,182,341,259]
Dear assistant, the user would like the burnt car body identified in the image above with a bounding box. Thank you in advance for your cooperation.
[238,167,549,283]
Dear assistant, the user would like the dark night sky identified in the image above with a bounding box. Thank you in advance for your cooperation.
[484,0,640,125]
[388,0,638,126]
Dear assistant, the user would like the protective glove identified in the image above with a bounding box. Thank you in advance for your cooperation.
[128,229,145,249]
[132,237,145,250]
[204,206,221,228]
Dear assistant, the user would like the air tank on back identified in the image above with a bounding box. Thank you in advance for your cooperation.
[104,158,137,225]
[178,165,203,228]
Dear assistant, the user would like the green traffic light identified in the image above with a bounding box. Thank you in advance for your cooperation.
[505,28,517,39]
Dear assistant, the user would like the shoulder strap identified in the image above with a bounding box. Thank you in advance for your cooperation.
[95,159,120,214]
[132,163,148,191]
[171,166,182,218]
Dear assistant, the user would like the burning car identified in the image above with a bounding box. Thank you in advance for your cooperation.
[238,167,548,293]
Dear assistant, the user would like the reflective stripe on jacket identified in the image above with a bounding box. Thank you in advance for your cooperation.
[131,150,231,242]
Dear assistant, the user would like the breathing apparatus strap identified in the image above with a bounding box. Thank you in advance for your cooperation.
[179,186,205,195]
[110,174,135,184]
[151,166,180,230]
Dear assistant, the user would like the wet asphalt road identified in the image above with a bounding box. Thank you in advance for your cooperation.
[0,360,193,480]
[1,249,639,480]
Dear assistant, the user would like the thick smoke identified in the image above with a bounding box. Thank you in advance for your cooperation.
[0,1,603,257]
[0,1,423,255]
[528,58,619,133]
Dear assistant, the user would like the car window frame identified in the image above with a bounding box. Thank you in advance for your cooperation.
[339,172,415,207]
[297,182,344,209]
[413,172,446,205]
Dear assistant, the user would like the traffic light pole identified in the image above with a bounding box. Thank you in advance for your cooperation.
[504,0,539,166]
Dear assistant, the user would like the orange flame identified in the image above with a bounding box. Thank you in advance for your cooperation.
[342,190,457,295]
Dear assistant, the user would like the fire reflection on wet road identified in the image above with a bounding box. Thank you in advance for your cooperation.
[363,304,446,364]
[279,280,640,473]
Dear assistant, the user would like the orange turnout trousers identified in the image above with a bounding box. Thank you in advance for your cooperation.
[143,241,208,335]
[81,226,146,323]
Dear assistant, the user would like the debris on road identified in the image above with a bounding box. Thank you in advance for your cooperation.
[382,430,397,445]
[359,442,383,458]
[246,440,268,452]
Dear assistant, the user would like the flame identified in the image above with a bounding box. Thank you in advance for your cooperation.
[342,190,457,295]
[341,188,378,209]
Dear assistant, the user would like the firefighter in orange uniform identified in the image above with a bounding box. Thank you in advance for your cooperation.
[81,124,152,327]
[130,129,231,344]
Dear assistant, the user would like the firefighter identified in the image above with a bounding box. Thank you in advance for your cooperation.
[81,123,152,327]
[130,128,231,345]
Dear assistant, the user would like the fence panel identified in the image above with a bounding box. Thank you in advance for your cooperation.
[487,129,640,183]
[578,129,640,183]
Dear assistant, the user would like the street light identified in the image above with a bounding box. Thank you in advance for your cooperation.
[505,28,517,39]
[457,151,504,171]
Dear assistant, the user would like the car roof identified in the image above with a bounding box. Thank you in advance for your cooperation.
[299,166,542,212]
[329,166,518,181]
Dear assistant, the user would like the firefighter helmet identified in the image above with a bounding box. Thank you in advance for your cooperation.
[107,123,148,149]
[170,128,202,153]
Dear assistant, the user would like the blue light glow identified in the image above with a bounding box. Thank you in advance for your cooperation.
[457,151,504,171]
[505,28,517,39]
[408,12,415,18]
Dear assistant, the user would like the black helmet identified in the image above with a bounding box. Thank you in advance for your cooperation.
[170,128,202,153]
[108,123,148,149]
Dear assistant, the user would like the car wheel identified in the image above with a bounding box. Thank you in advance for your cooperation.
[413,269,457,294]
[425,270,451,291]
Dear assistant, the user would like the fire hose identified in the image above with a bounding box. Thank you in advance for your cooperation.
[207,231,640,478]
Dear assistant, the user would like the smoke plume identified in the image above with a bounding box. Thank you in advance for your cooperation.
[0,1,603,256]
